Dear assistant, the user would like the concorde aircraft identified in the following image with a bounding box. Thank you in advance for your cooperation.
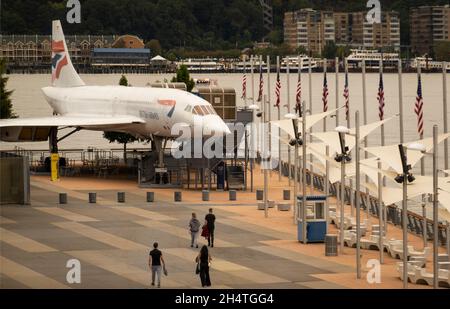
[0,20,231,168]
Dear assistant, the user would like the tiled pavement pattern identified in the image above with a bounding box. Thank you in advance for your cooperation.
[0,178,353,289]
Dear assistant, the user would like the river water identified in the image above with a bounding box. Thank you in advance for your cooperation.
[2,72,448,171]
[1,72,449,216]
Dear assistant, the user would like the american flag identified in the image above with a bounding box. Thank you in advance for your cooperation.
[295,73,302,116]
[241,64,247,99]
[274,70,281,108]
[377,73,385,121]
[257,63,263,102]
[322,73,328,112]
[415,74,424,137]
[343,72,349,121]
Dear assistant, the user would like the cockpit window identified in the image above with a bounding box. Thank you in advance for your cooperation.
[193,105,203,115]
[184,105,192,113]
[200,106,210,115]
[192,105,217,116]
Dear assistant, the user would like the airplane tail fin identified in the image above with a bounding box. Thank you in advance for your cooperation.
[51,20,85,88]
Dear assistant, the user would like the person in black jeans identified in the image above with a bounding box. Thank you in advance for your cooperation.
[195,245,212,287]
[205,208,216,247]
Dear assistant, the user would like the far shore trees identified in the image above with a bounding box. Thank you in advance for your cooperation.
[171,65,195,92]
[0,59,16,119]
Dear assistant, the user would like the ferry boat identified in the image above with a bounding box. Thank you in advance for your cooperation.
[176,58,225,72]
[281,55,318,71]
[346,49,400,69]
[231,59,267,72]
[410,56,449,71]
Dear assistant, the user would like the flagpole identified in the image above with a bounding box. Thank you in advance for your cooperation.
[298,55,302,193]
[251,55,255,106]
[418,64,427,249]
[362,59,370,221]
[308,56,313,195]
[345,58,354,217]
[250,55,254,192]
[243,54,247,106]
[379,59,385,148]
[287,57,292,186]
[398,58,404,144]
[277,56,282,182]
[323,58,327,132]
[443,62,449,170]
[267,55,271,165]
[335,56,339,127]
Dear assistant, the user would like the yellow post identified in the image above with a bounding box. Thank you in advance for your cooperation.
[51,153,59,181]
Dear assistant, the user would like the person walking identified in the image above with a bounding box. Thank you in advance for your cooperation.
[195,245,212,287]
[205,208,216,247]
[189,212,201,248]
[148,242,165,288]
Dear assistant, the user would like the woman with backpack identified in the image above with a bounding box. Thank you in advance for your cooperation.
[189,213,201,248]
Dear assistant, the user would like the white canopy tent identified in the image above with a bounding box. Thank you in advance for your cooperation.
[364,133,450,174]
[151,55,167,62]
[311,117,396,155]
[270,107,343,138]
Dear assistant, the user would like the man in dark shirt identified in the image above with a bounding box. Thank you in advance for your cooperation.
[205,208,216,247]
[148,242,165,287]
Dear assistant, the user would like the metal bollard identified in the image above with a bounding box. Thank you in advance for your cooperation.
[283,190,291,201]
[147,192,154,203]
[59,193,67,204]
[256,190,263,201]
[202,190,209,202]
[174,191,182,202]
[117,192,125,203]
[229,190,237,201]
[89,192,96,204]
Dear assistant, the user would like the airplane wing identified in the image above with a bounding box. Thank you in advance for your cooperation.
[0,115,145,142]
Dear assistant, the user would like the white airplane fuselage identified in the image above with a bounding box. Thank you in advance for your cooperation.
[42,85,230,139]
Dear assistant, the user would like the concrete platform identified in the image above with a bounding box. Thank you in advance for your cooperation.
[0,167,442,289]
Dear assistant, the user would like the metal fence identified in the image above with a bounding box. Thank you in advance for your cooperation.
[276,159,449,246]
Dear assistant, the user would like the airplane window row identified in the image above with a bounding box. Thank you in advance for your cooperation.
[192,105,217,116]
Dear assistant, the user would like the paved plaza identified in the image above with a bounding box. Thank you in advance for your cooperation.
[0,171,437,289]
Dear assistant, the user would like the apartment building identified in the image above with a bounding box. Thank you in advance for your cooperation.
[285,9,400,54]
[283,9,335,55]
[410,5,450,55]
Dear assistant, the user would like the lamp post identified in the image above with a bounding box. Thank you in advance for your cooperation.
[249,103,269,218]
[355,111,361,279]
[335,126,352,252]
[395,144,416,289]
[285,111,304,225]
[407,124,439,289]
[287,101,308,243]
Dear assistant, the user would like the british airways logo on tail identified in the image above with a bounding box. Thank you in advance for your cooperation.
[51,40,68,81]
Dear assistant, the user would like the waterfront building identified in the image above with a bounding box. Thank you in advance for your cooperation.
[410,5,450,56]
[91,48,151,72]
[284,9,335,56]
[0,34,116,71]
[284,9,400,55]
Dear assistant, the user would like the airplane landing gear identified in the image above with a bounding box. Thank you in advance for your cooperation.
[153,136,168,185]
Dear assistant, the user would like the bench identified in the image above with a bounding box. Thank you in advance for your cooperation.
[277,203,291,211]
